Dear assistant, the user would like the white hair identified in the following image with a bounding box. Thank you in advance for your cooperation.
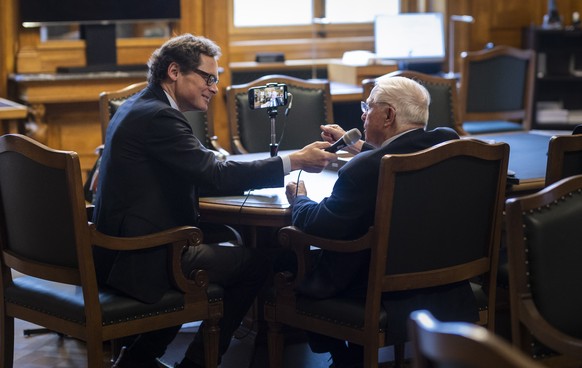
[369,76,430,127]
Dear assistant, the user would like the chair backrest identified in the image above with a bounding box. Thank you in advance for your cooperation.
[226,74,334,154]
[271,139,508,368]
[409,309,544,368]
[459,46,535,133]
[0,134,88,286]
[362,70,467,135]
[545,133,582,186]
[99,81,148,143]
[369,139,508,330]
[98,82,223,153]
[506,174,582,360]
[0,134,221,366]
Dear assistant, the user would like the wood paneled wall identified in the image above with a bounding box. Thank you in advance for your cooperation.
[3,0,582,95]
[2,0,582,153]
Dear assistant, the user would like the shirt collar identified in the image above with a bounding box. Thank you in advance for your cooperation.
[380,128,421,148]
[162,90,179,110]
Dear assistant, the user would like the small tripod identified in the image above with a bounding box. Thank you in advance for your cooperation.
[267,106,279,157]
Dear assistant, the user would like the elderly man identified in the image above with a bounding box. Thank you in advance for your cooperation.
[285,76,478,368]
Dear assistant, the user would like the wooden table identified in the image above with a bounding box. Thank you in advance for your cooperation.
[468,131,558,195]
[200,133,555,233]
[10,72,146,140]
[0,98,28,135]
[9,72,146,177]
[200,151,339,231]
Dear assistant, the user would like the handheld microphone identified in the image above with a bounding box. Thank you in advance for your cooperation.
[324,128,362,153]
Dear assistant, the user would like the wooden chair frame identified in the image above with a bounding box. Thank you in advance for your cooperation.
[409,310,544,368]
[362,70,467,136]
[226,74,334,154]
[0,134,223,368]
[98,81,228,156]
[265,139,509,368]
[459,46,535,133]
[545,134,582,186]
[506,174,582,361]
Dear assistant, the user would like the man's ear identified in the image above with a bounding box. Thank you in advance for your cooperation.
[167,62,180,81]
[385,105,395,123]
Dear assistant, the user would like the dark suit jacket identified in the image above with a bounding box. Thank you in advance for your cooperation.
[291,127,479,342]
[93,83,284,303]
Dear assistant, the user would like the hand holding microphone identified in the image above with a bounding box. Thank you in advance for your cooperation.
[324,128,362,153]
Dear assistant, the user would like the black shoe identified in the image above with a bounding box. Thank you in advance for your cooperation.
[112,346,177,368]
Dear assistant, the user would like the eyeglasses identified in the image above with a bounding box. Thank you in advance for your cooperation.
[192,68,219,86]
[361,101,394,114]
[361,101,369,113]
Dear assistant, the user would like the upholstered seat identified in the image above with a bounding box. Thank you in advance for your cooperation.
[0,134,223,368]
[545,132,582,186]
[92,83,242,246]
[459,46,535,134]
[226,74,334,154]
[506,174,582,363]
[98,81,228,156]
[265,139,509,368]
[362,70,467,136]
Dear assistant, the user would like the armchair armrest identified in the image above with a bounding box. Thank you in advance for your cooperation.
[209,135,230,158]
[89,224,207,295]
[277,225,373,288]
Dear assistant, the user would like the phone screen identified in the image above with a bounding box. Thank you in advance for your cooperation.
[248,84,288,109]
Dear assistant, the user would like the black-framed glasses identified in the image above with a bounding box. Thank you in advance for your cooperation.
[192,68,219,86]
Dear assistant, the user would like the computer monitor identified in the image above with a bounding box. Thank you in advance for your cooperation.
[19,0,180,73]
[374,13,445,64]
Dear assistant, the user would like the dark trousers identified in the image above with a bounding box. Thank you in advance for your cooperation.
[124,243,270,365]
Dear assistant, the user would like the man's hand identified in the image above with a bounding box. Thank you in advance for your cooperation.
[286,180,307,204]
[320,124,364,154]
[320,124,346,144]
[288,141,336,173]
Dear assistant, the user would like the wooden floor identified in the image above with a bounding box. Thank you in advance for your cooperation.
[11,319,335,368]
[11,318,403,367]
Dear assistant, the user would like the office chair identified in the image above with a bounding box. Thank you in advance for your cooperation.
[459,46,535,134]
[265,139,509,368]
[409,310,544,368]
[362,70,467,136]
[226,74,334,154]
[506,174,582,365]
[0,134,223,368]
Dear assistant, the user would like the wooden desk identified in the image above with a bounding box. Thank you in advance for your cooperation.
[327,61,398,85]
[9,72,146,176]
[0,98,28,134]
[230,59,364,103]
[200,133,554,231]
[329,81,363,103]
[469,131,556,195]
[200,151,338,229]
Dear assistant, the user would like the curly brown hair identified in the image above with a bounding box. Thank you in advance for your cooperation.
[147,33,221,84]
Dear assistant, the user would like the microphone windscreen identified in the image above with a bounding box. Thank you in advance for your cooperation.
[343,128,362,145]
